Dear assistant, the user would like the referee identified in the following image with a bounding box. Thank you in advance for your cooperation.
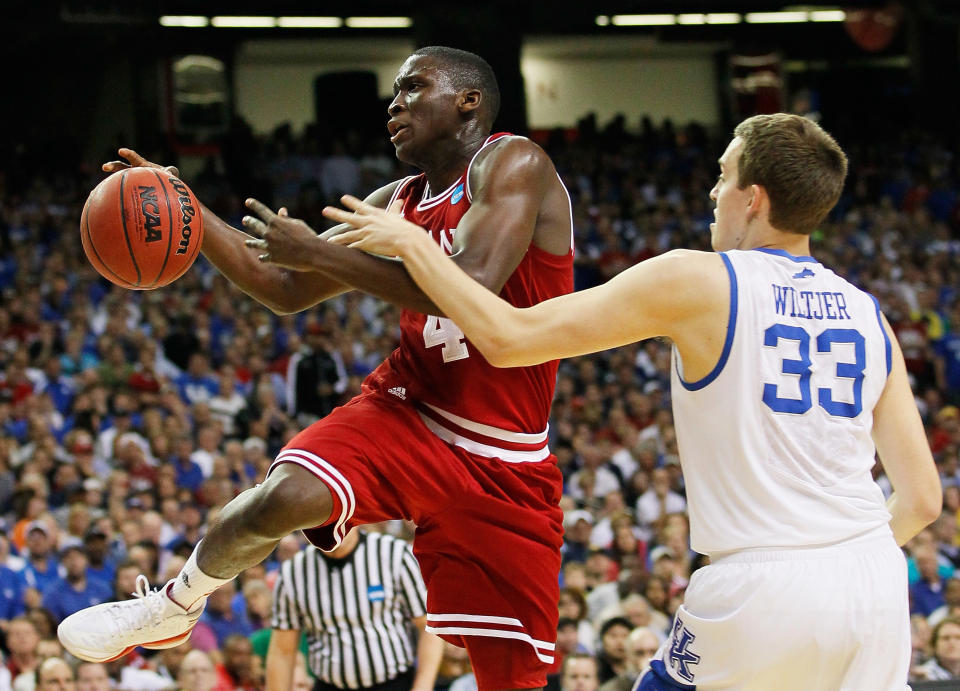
[266,527,443,691]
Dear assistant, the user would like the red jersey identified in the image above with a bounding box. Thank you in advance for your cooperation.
[364,133,573,461]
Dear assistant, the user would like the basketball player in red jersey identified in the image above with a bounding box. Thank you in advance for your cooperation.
[59,47,574,691]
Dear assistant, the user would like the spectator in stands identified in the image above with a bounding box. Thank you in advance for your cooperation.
[177,650,216,691]
[74,662,110,691]
[155,643,192,687]
[562,510,594,565]
[596,616,632,684]
[212,634,257,691]
[558,653,599,691]
[911,613,935,681]
[198,580,253,647]
[5,616,40,682]
[40,544,110,623]
[915,616,960,680]
[170,437,204,495]
[913,543,949,616]
[20,522,58,603]
[635,468,686,539]
[208,370,246,438]
[599,626,662,691]
[558,587,595,655]
[929,577,960,627]
[285,323,346,426]
[81,526,114,586]
[35,656,74,691]
[548,617,587,678]
[0,534,25,625]
[176,354,219,407]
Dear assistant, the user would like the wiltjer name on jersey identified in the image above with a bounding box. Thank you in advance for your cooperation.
[772,284,853,321]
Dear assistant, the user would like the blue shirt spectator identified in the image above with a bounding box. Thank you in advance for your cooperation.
[42,562,113,624]
[199,581,254,646]
[176,353,220,405]
[19,523,60,596]
[0,565,24,622]
[912,546,949,617]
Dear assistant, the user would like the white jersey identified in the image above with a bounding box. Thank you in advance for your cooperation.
[671,248,893,556]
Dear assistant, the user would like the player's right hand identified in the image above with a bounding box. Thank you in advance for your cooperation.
[102,148,180,179]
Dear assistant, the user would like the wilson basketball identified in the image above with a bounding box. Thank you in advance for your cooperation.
[80,167,203,289]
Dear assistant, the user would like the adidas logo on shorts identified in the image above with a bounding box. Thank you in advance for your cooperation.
[387,386,407,400]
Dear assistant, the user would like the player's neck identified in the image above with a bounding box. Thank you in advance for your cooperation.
[744,225,812,258]
[420,128,489,194]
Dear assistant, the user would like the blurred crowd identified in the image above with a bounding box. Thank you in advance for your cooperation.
[0,113,958,689]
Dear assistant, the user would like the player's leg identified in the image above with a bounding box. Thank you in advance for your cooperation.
[57,464,333,662]
[194,464,333,579]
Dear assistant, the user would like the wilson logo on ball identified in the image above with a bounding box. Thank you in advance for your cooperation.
[169,177,197,256]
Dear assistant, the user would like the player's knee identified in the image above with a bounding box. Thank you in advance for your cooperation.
[246,464,334,536]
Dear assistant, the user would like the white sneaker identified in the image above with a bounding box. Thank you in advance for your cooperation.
[58,575,204,662]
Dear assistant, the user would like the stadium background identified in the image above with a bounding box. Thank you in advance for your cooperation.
[1,1,960,689]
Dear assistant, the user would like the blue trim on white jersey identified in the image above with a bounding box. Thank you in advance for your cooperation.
[870,294,892,377]
[676,253,738,391]
[751,248,819,264]
[637,660,697,690]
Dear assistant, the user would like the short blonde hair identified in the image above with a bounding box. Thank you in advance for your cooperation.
[733,113,848,235]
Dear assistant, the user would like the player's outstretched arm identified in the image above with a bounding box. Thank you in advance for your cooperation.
[102,148,353,315]
[872,315,942,545]
[325,196,725,367]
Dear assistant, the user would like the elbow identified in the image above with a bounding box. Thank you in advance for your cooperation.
[476,335,510,368]
[479,329,531,368]
[265,300,301,316]
[920,487,944,527]
[474,331,516,368]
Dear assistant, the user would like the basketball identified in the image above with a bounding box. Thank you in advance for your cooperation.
[80,167,203,289]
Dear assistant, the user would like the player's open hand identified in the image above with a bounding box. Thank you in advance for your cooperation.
[243,199,321,272]
[323,195,419,258]
[102,148,180,179]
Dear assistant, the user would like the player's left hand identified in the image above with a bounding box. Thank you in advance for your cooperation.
[323,195,418,257]
[242,199,321,272]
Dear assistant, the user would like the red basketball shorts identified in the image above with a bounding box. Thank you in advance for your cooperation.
[268,390,564,690]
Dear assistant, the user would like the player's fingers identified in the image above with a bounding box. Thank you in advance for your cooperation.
[245,198,277,224]
[101,161,131,172]
[322,206,362,227]
[326,229,366,246]
[164,166,181,178]
[258,253,272,263]
[117,148,148,166]
[278,207,289,217]
[338,195,381,216]
[244,239,268,250]
[242,215,268,237]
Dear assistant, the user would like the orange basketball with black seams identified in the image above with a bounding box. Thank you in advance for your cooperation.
[80,167,204,289]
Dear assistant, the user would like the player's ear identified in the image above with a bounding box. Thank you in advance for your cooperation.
[459,89,482,115]
[746,184,767,221]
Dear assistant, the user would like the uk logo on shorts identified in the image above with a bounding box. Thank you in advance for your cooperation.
[668,617,701,683]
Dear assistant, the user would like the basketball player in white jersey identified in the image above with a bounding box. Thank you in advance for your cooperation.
[306,113,942,690]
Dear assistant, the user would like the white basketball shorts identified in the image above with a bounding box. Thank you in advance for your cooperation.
[645,529,910,691]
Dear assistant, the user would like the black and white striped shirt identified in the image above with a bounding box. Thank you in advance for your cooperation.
[271,531,428,689]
